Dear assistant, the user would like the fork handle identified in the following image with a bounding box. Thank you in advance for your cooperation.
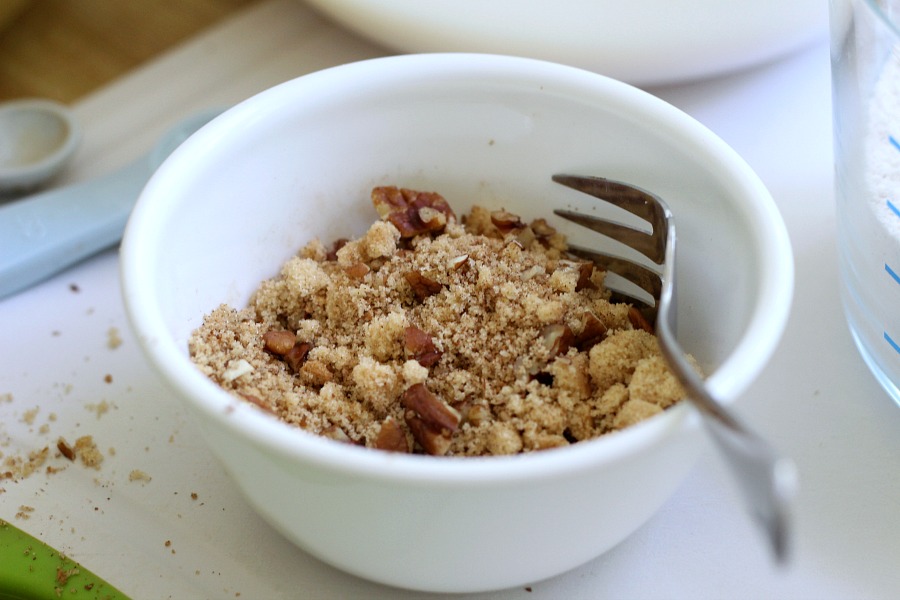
[669,343,797,562]
[702,412,798,563]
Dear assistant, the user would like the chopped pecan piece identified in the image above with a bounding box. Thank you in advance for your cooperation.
[343,262,370,279]
[57,437,75,461]
[448,254,470,271]
[575,262,597,291]
[262,329,297,355]
[373,418,410,453]
[404,326,442,367]
[490,209,526,235]
[531,218,556,238]
[400,383,461,434]
[371,186,456,238]
[417,206,447,231]
[575,311,607,351]
[541,323,574,358]
[404,270,443,301]
[405,413,453,456]
[284,341,313,373]
[628,306,655,334]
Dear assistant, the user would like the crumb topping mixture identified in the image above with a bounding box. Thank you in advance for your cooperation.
[189,187,686,456]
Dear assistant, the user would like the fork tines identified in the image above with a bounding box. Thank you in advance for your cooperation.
[552,174,671,311]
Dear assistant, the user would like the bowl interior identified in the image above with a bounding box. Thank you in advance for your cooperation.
[123,54,791,470]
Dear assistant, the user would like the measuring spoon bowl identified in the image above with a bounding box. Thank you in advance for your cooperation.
[0,99,81,195]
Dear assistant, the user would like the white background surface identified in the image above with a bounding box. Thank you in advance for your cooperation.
[1,1,898,598]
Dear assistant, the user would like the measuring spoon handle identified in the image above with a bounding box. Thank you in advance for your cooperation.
[0,157,150,299]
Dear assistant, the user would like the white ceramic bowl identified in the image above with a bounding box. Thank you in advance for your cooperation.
[301,0,827,86]
[121,54,793,593]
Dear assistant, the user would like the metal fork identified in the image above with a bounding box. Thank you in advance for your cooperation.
[552,174,797,564]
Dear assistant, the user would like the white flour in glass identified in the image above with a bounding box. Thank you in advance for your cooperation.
[844,42,900,393]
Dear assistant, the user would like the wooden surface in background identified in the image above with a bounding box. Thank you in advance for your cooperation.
[0,0,260,104]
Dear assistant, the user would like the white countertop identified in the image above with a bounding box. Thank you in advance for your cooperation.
[2,1,898,598]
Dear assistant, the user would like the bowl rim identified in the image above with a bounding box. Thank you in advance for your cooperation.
[300,0,827,86]
[121,53,793,486]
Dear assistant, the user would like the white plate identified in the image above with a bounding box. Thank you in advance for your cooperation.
[301,0,828,86]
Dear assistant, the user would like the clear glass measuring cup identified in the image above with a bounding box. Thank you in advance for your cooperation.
[831,0,900,405]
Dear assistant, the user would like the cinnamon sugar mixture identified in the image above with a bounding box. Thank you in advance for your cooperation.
[189,187,686,456]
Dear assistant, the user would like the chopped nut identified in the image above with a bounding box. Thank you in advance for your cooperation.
[344,262,370,279]
[262,330,296,355]
[448,254,470,271]
[400,383,461,433]
[541,323,574,358]
[372,186,409,219]
[404,270,443,301]
[531,218,556,238]
[418,206,447,230]
[490,209,525,235]
[405,413,453,456]
[57,438,75,461]
[575,311,607,351]
[403,326,442,367]
[575,262,597,291]
[222,359,254,382]
[284,342,313,373]
[372,186,456,238]
[628,306,655,333]
[373,418,410,453]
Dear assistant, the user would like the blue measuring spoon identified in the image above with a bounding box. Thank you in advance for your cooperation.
[0,109,223,299]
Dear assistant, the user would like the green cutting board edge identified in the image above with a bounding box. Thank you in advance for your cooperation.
[0,519,129,600]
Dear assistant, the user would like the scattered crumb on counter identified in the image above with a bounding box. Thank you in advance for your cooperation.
[106,327,123,349]
[73,436,103,469]
[85,400,112,419]
[21,407,39,425]
[129,469,152,483]
[2,446,50,481]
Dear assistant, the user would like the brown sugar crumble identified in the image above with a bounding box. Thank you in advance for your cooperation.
[129,469,152,483]
[106,327,122,350]
[189,186,687,456]
[73,436,103,469]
